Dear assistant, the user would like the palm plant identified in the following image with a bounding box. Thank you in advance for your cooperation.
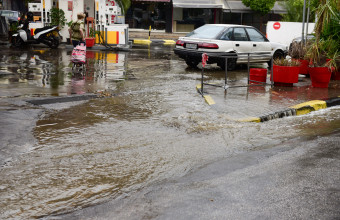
[307,0,339,68]
[314,0,338,41]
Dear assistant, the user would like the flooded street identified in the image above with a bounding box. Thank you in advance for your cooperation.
[0,45,339,219]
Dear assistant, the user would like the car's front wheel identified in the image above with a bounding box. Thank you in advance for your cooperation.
[268,50,285,67]
[185,59,199,68]
[273,50,285,60]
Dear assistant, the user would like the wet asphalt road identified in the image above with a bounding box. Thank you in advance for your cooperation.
[0,44,339,219]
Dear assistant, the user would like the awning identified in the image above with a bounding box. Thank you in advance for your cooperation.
[172,0,227,8]
[132,0,170,2]
[223,1,287,14]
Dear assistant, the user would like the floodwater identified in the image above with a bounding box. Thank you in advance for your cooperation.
[0,45,339,219]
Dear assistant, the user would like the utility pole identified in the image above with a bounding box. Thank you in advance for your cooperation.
[301,0,307,44]
[305,0,310,42]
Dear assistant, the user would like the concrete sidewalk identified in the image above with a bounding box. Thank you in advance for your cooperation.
[0,29,186,47]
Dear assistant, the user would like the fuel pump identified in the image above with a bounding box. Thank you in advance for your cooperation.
[105,6,118,25]
[41,0,52,25]
[95,0,129,48]
[28,3,44,35]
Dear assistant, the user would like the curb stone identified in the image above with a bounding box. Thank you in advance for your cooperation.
[241,96,340,123]
[132,39,176,46]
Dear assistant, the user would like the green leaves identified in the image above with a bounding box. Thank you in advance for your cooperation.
[50,8,66,29]
[115,0,131,15]
[242,0,276,16]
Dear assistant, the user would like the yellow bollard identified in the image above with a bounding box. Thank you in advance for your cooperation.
[148,25,151,40]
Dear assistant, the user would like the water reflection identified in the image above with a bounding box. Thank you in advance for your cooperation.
[0,48,129,96]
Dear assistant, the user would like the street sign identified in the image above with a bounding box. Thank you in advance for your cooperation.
[273,22,281,30]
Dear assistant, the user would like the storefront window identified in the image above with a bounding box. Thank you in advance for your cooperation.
[125,2,168,30]
[179,8,214,29]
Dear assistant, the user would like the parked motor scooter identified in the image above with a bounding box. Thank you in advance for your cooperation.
[11,12,62,49]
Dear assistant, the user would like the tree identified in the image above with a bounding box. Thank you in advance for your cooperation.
[281,0,319,22]
[115,0,131,15]
[242,0,276,32]
[242,0,276,16]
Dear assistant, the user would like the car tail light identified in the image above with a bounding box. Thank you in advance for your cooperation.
[176,40,184,46]
[198,43,219,49]
[18,17,20,21]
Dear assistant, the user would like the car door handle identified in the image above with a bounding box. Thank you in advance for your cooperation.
[236,44,240,47]
[253,44,257,47]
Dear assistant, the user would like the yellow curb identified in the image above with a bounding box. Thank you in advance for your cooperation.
[238,117,261,123]
[133,39,151,45]
[290,100,327,116]
[196,84,215,105]
[203,95,215,105]
[163,40,176,45]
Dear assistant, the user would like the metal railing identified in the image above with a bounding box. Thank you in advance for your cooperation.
[199,52,274,96]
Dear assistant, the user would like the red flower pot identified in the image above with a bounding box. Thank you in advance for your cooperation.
[308,67,332,88]
[331,70,340,80]
[249,68,267,84]
[272,65,299,87]
[85,37,95,48]
[298,59,309,75]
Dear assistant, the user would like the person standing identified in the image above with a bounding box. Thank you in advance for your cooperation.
[68,13,85,47]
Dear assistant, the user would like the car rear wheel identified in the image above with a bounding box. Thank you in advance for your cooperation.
[185,59,199,68]
[218,57,237,71]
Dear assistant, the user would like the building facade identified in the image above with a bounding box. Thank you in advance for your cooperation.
[126,0,286,34]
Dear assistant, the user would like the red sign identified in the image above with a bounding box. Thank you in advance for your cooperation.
[68,1,73,11]
[202,53,208,68]
[273,22,281,30]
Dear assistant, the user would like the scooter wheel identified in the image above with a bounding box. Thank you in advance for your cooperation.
[12,36,23,47]
[49,36,60,49]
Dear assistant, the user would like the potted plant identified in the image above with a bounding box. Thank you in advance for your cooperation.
[306,39,333,88]
[305,0,339,87]
[85,27,95,48]
[288,41,310,75]
[50,8,66,29]
[321,10,340,80]
[328,50,340,80]
[272,58,300,86]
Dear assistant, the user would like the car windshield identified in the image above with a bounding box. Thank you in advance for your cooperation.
[186,25,226,39]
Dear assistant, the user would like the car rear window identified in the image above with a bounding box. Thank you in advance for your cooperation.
[245,28,266,42]
[186,25,225,39]
[1,11,15,17]
[220,28,233,40]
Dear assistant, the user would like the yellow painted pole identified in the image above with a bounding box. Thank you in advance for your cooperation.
[148,25,151,40]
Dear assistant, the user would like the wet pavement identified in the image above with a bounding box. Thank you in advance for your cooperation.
[0,44,339,219]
